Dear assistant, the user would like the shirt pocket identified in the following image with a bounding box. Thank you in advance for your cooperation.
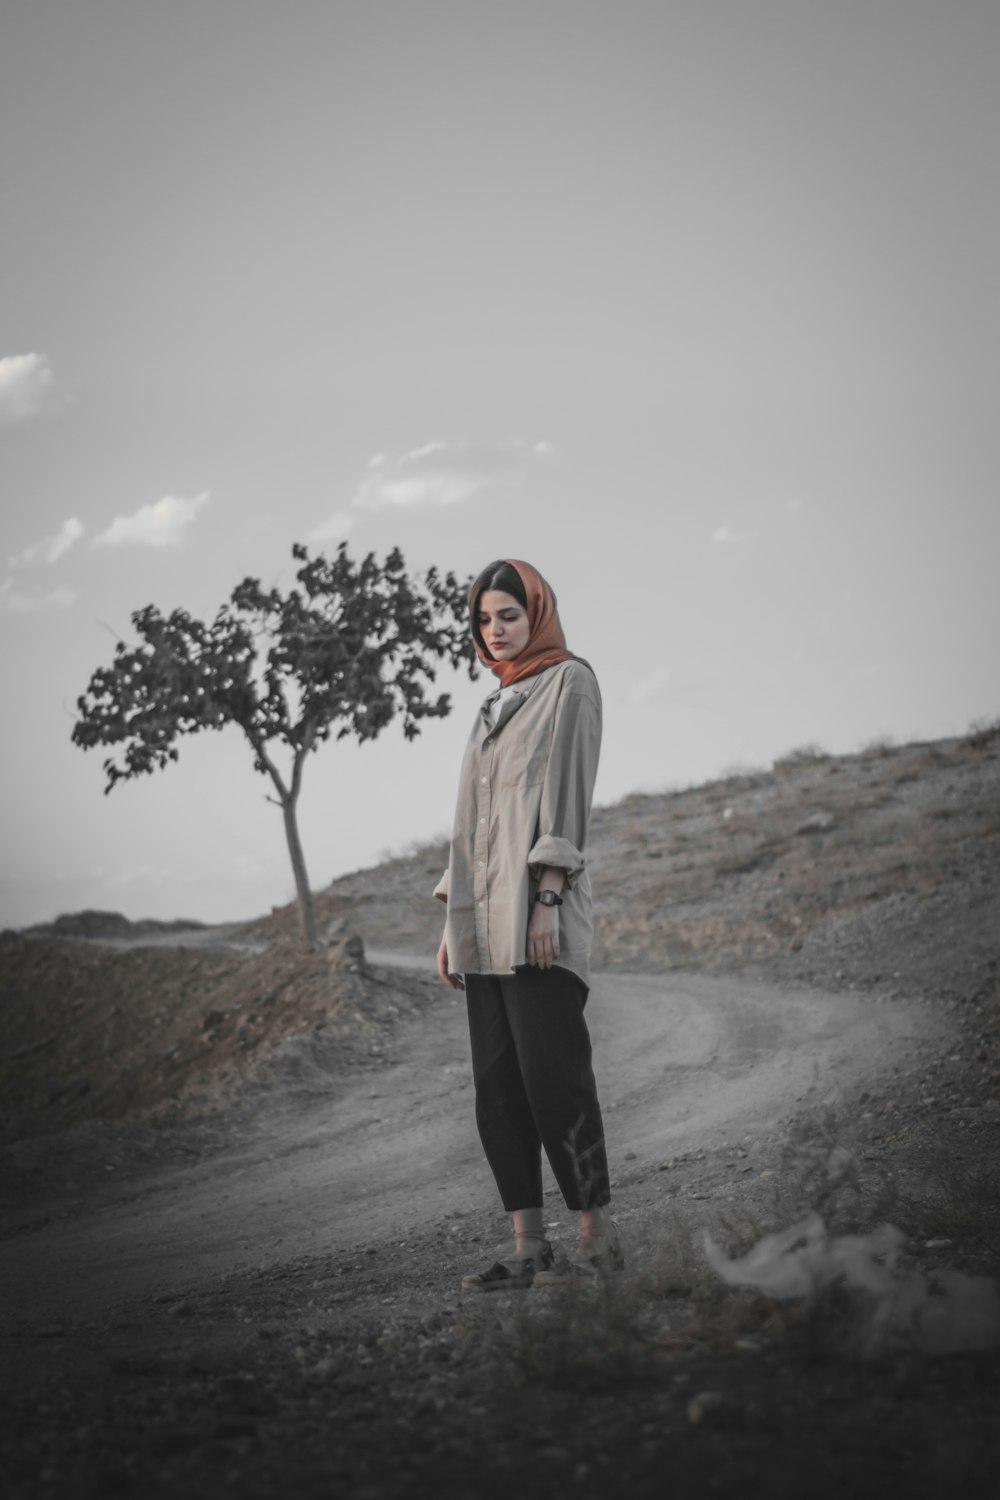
[497,730,549,789]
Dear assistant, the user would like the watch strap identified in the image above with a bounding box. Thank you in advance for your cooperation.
[534,889,563,907]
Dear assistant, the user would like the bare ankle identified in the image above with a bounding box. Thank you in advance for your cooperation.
[579,1206,613,1244]
[512,1207,545,1253]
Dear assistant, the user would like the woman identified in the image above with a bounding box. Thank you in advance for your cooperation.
[434,559,620,1290]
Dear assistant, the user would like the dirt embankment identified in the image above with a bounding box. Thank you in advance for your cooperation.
[0,929,439,1149]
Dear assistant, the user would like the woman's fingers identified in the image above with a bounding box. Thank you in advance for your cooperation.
[437,938,466,990]
[527,911,560,967]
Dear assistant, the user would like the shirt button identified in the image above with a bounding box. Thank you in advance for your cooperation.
[480,776,487,784]
[479,817,485,824]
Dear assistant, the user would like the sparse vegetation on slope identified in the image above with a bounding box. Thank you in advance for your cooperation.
[263,725,1000,1018]
[6,729,998,1147]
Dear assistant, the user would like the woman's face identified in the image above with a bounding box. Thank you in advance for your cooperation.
[478,590,531,661]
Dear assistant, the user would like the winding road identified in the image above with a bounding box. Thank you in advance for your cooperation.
[0,954,947,1328]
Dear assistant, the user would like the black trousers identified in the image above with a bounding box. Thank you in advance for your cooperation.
[464,964,611,1212]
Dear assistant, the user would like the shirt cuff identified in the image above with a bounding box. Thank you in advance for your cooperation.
[432,868,450,904]
[527,834,585,887]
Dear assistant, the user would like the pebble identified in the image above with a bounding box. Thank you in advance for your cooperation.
[686,1391,731,1426]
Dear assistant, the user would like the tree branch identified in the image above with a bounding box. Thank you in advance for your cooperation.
[290,719,318,802]
[247,730,290,803]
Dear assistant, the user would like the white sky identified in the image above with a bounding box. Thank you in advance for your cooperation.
[2,0,998,927]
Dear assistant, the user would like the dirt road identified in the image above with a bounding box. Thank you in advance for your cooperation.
[0,954,947,1329]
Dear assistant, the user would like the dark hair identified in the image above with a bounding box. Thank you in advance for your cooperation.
[470,560,528,654]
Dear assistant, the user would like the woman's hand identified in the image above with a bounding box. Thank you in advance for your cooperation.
[526,902,560,969]
[437,935,465,990]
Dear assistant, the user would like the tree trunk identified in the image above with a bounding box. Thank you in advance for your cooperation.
[281,791,318,948]
[251,733,319,950]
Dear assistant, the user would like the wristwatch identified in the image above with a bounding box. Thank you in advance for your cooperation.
[534,889,563,907]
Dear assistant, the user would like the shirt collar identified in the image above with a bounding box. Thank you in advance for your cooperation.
[479,670,547,732]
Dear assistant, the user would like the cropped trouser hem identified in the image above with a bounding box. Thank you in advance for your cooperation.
[464,964,611,1213]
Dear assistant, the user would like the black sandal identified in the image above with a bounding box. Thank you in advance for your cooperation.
[533,1222,625,1285]
[460,1239,554,1292]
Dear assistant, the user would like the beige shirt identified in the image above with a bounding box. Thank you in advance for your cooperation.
[434,658,602,989]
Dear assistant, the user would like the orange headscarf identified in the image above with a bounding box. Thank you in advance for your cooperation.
[471,559,574,687]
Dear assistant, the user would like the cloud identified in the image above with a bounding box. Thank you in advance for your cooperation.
[307,510,355,544]
[351,439,552,512]
[304,438,554,546]
[711,526,742,545]
[0,577,78,615]
[630,666,672,703]
[0,353,55,424]
[93,491,210,549]
[8,517,85,569]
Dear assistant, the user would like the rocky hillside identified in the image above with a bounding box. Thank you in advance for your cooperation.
[4,726,997,1146]
[253,725,1000,1008]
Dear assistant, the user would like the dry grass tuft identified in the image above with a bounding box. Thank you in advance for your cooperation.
[963,716,1000,750]
[773,742,829,772]
[472,1095,1000,1395]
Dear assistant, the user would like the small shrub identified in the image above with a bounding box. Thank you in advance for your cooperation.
[861,735,896,757]
[717,761,767,783]
[637,1216,704,1300]
[485,1211,776,1389]
[964,716,1000,750]
[773,744,828,773]
[773,1099,867,1228]
[492,1271,656,1389]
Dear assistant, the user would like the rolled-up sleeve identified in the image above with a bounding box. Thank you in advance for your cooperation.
[527,685,601,888]
[432,867,450,904]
